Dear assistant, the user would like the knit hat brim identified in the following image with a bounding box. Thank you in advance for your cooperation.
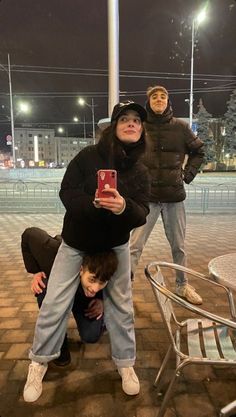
[146,86,169,99]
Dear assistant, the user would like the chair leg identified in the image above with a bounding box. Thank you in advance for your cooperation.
[154,345,172,394]
[157,370,180,417]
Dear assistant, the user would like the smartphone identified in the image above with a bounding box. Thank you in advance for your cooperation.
[97,169,117,199]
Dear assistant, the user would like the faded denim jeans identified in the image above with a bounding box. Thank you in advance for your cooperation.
[29,240,136,368]
[130,202,187,285]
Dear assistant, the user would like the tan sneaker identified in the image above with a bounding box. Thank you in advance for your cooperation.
[175,284,202,305]
[117,367,140,395]
[23,361,48,402]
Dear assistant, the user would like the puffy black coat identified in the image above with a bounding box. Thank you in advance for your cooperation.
[144,102,205,202]
[60,132,150,252]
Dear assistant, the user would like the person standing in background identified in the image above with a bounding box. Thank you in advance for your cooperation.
[130,86,204,305]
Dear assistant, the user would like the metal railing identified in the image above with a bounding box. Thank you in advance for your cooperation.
[0,180,235,214]
[185,183,236,214]
[0,180,64,213]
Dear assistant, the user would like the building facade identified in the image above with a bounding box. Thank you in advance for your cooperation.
[14,127,94,167]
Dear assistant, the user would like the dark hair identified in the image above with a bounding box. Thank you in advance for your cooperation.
[82,250,118,283]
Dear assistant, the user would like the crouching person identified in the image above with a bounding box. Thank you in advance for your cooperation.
[21,227,118,368]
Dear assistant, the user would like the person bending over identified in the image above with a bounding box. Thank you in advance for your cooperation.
[21,227,118,367]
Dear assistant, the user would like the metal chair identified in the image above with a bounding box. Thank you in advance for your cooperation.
[220,400,236,417]
[144,261,236,417]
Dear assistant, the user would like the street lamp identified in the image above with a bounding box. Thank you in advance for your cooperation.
[73,115,86,139]
[18,101,31,115]
[1,100,30,121]
[0,54,16,167]
[57,126,64,134]
[78,97,95,144]
[189,8,207,129]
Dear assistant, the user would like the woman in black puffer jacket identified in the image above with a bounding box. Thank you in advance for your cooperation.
[24,101,150,401]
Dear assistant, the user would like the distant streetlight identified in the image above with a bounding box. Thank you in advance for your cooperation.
[57,126,64,134]
[73,115,86,138]
[1,100,31,120]
[189,8,207,129]
[78,97,95,144]
[18,101,31,114]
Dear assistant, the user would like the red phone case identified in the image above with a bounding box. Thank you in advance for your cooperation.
[97,169,117,198]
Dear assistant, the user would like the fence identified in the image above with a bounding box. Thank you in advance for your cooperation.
[0,180,64,213]
[185,183,236,214]
[0,179,235,214]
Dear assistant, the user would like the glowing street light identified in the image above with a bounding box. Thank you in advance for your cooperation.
[78,97,95,144]
[57,126,64,134]
[73,115,87,139]
[18,101,31,114]
[189,7,207,129]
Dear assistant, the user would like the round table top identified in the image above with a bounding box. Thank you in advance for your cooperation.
[208,253,236,290]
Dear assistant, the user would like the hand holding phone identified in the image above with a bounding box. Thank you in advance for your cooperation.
[97,169,117,199]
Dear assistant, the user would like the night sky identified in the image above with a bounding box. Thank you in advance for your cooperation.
[0,0,235,143]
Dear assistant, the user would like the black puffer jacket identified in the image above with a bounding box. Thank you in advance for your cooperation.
[60,133,150,252]
[144,101,204,202]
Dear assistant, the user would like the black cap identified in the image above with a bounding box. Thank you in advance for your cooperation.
[111,101,147,122]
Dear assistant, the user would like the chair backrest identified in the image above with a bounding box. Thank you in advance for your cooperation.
[145,261,236,362]
[145,263,180,350]
[220,399,236,417]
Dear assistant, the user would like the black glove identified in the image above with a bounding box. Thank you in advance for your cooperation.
[183,171,195,184]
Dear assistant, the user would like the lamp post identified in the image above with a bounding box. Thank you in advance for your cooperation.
[0,54,16,167]
[189,8,206,129]
[73,115,86,139]
[83,116,86,139]
[78,98,95,144]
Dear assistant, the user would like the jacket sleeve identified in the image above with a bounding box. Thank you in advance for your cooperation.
[59,152,102,220]
[113,165,150,229]
[21,227,61,275]
[21,230,41,274]
[183,124,205,184]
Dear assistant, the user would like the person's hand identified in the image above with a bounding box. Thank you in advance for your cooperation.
[93,189,102,208]
[84,298,104,320]
[93,188,126,214]
[31,272,47,295]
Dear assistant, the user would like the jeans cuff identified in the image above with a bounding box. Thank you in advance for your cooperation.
[29,349,60,363]
[112,356,135,368]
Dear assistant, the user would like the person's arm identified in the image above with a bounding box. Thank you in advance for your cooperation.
[59,150,102,220]
[93,164,150,230]
[110,164,150,229]
[21,230,42,274]
[183,124,205,184]
[21,227,60,275]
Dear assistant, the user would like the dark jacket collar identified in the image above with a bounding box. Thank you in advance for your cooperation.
[146,100,173,125]
[97,133,146,171]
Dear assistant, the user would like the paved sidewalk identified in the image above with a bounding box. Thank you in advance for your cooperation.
[0,213,236,417]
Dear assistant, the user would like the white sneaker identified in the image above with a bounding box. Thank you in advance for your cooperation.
[118,367,140,395]
[23,361,48,402]
[175,284,202,305]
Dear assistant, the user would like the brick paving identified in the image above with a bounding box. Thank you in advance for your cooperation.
[0,213,236,417]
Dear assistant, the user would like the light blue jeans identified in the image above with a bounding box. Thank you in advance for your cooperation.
[29,240,135,368]
[130,202,187,285]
